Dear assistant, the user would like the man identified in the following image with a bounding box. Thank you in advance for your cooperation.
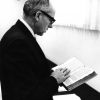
[0,0,70,100]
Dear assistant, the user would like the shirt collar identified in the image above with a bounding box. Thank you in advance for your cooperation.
[19,18,35,38]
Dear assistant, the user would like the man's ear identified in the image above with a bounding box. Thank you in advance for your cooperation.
[35,11,41,21]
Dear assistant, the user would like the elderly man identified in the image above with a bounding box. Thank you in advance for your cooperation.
[0,0,70,100]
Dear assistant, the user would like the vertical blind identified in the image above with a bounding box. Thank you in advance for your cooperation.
[51,0,100,30]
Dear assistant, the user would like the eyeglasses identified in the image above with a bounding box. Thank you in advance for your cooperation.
[40,10,56,25]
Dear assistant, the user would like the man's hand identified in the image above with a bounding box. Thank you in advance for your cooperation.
[51,68,70,84]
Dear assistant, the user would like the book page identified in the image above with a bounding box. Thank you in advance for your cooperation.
[52,57,84,72]
[63,66,94,87]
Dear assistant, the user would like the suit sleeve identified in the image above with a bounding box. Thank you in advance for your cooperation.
[3,39,58,100]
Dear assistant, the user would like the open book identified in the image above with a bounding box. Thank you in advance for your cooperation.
[52,57,97,91]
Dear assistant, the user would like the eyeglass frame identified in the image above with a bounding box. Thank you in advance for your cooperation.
[40,10,56,25]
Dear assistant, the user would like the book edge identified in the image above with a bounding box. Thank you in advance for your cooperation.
[63,71,97,91]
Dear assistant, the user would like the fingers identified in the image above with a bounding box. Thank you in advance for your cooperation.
[62,68,68,73]
[55,67,70,78]
[64,70,70,77]
[51,67,70,84]
[59,68,63,71]
[61,68,70,74]
[62,68,70,78]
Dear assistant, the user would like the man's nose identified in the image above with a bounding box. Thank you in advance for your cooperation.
[48,24,52,28]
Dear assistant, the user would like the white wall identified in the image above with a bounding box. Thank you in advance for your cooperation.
[51,0,91,27]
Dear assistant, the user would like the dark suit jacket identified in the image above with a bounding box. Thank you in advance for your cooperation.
[0,20,58,100]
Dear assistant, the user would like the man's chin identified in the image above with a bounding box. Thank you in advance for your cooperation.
[36,32,44,36]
